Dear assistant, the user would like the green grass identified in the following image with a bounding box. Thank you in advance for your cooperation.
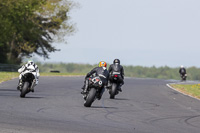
[0,72,84,84]
[0,72,19,83]
[170,84,200,99]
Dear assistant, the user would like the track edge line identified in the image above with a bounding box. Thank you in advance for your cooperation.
[166,83,200,101]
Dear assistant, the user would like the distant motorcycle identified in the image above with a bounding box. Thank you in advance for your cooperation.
[19,72,36,98]
[181,74,187,81]
[82,76,103,107]
[108,72,121,99]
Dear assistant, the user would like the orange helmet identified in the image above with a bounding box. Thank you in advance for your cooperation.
[99,61,107,67]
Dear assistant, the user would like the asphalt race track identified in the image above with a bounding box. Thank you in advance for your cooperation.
[0,76,200,133]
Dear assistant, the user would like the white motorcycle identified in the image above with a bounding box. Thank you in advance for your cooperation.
[19,70,37,98]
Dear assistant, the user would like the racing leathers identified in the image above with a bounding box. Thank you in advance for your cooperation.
[179,67,187,80]
[108,63,124,91]
[17,62,40,91]
[81,67,109,100]
[179,67,186,76]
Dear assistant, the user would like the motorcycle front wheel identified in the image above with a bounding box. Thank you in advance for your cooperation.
[20,82,29,98]
[84,88,96,107]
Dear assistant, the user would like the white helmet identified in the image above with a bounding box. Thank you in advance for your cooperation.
[180,65,184,68]
[27,59,34,65]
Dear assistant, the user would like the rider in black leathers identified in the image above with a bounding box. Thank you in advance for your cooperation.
[107,59,124,92]
[179,65,187,78]
[81,61,109,100]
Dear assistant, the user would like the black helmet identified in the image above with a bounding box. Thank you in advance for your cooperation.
[113,59,120,64]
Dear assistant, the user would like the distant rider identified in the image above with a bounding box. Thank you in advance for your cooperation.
[179,65,187,79]
[107,59,124,92]
[81,61,109,100]
[17,60,40,92]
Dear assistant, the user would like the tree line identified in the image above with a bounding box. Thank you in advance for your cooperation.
[36,62,200,80]
[0,0,75,64]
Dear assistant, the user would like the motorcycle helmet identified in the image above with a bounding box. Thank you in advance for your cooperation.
[180,65,184,68]
[27,59,34,65]
[113,59,120,64]
[99,61,107,67]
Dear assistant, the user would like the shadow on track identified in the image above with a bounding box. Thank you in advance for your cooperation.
[113,98,129,101]
[91,106,118,109]
[21,96,44,99]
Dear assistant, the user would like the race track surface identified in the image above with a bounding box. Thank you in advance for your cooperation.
[0,76,200,133]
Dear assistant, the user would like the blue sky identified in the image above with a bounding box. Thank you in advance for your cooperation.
[35,0,200,67]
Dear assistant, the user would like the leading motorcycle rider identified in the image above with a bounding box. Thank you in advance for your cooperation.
[107,59,124,92]
[17,60,40,92]
[81,61,109,100]
[179,65,187,79]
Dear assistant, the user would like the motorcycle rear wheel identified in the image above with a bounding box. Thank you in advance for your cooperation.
[20,82,29,98]
[84,88,96,107]
[110,83,117,99]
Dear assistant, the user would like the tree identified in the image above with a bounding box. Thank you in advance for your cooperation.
[0,0,75,64]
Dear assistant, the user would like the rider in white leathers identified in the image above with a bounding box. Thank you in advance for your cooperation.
[17,60,40,92]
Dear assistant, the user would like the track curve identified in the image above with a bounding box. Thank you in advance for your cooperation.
[0,77,200,133]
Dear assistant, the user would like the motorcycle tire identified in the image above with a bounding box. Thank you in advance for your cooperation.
[84,88,96,107]
[181,76,186,81]
[110,83,117,99]
[20,82,29,98]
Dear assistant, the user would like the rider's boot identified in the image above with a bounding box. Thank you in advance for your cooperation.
[81,87,87,94]
[118,84,122,92]
[106,80,111,89]
[118,80,124,92]
[17,80,23,91]
[81,80,88,94]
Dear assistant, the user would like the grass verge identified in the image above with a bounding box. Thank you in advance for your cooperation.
[0,72,18,83]
[170,84,200,100]
[0,72,84,84]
